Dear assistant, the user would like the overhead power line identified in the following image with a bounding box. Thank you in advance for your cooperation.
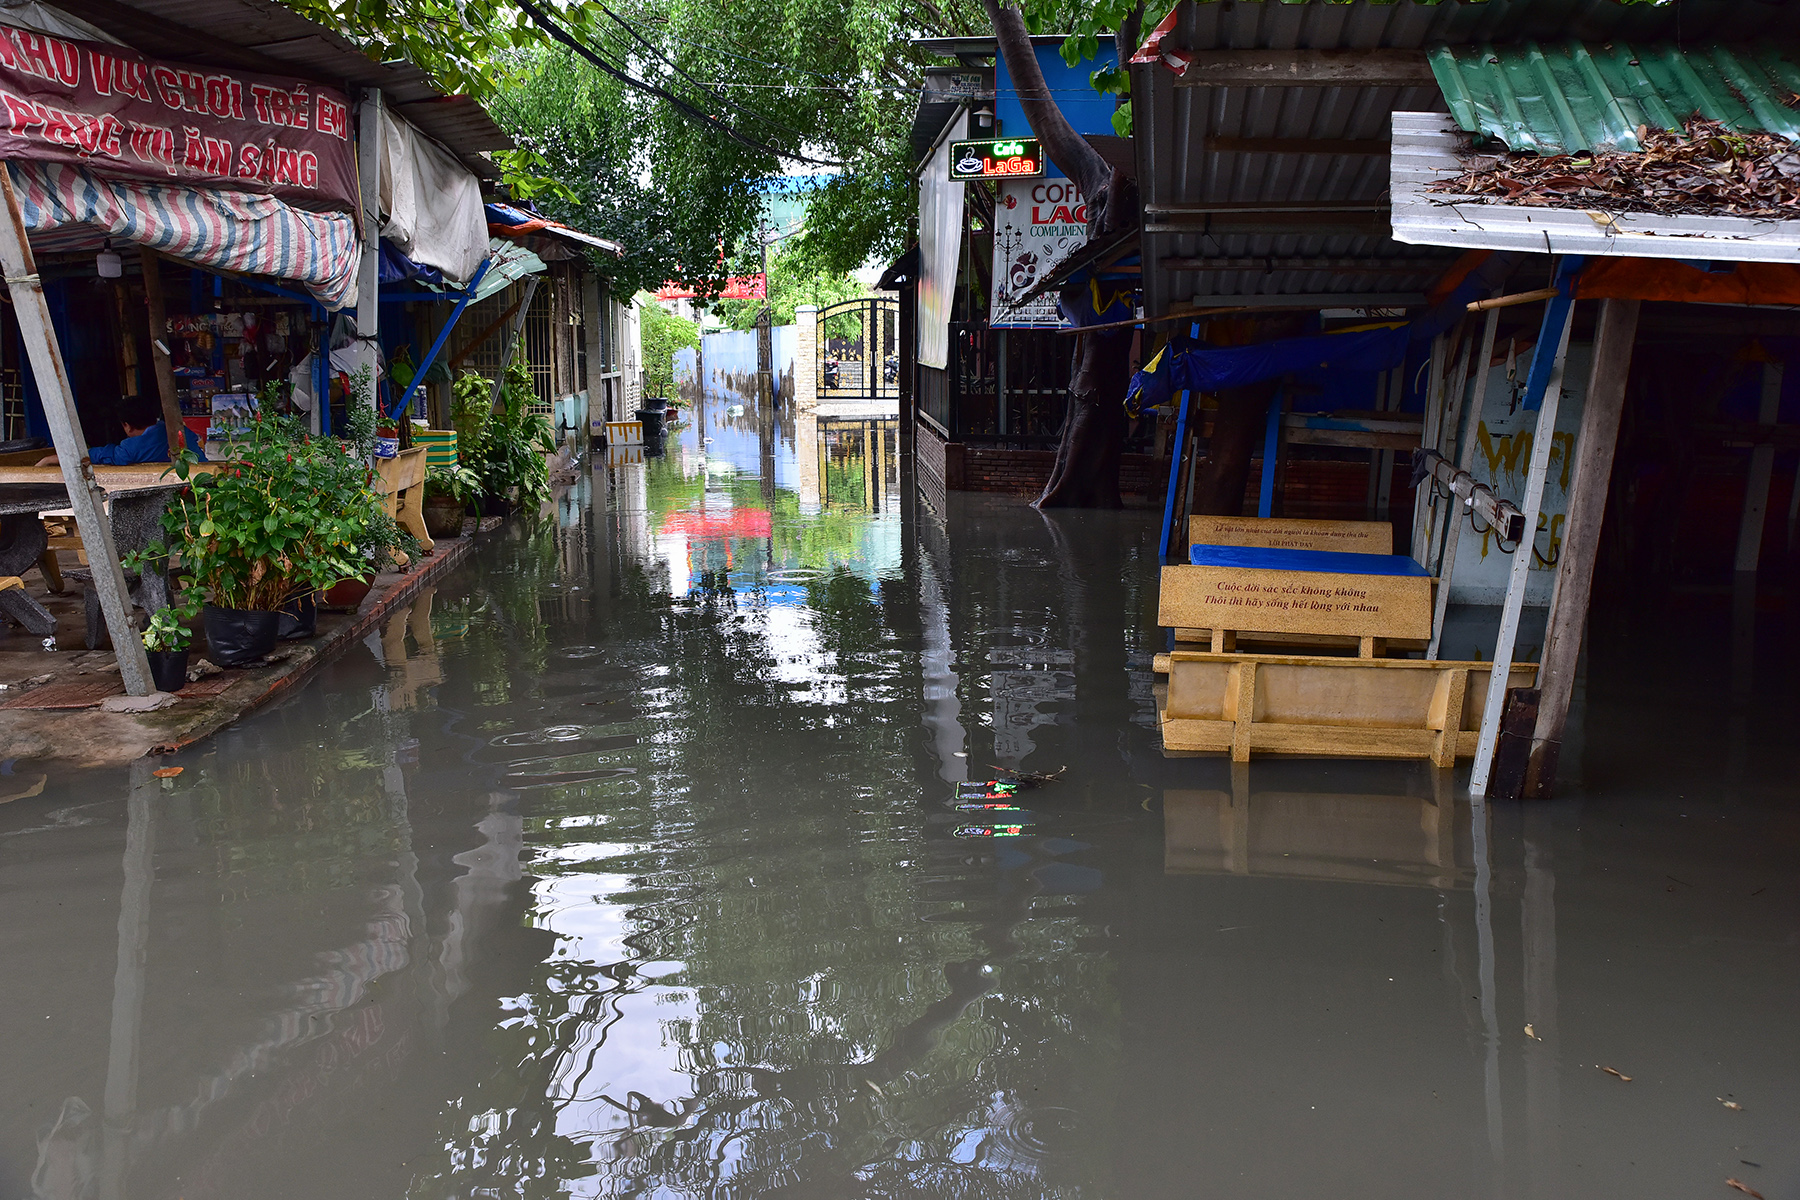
[511,0,842,168]
[589,0,817,144]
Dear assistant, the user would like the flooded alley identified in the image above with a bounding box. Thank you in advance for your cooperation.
[3,385,1797,1200]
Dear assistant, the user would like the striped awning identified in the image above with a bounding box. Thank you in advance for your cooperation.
[6,161,362,310]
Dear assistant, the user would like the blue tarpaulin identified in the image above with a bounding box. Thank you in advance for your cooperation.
[1189,544,1431,577]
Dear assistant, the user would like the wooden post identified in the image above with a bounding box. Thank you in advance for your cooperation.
[1470,263,1580,799]
[1733,359,1783,574]
[138,249,184,458]
[353,88,383,421]
[0,165,152,693]
[1524,299,1639,798]
[490,276,539,410]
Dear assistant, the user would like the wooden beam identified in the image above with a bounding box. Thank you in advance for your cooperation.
[1145,214,1393,236]
[1733,361,1783,573]
[138,249,183,459]
[0,164,152,694]
[1160,256,1454,274]
[1469,275,1578,798]
[449,296,525,367]
[1147,201,1388,215]
[1204,136,1390,155]
[1174,49,1436,88]
[1524,298,1639,798]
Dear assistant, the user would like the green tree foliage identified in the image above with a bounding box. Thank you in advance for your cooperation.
[640,301,700,398]
[712,246,865,330]
[293,0,987,295]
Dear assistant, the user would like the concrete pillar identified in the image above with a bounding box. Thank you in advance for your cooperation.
[354,89,383,412]
[795,304,819,409]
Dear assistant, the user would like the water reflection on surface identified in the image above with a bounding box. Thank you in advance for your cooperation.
[1,379,1797,1199]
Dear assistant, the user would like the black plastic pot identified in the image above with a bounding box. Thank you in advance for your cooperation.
[277,591,317,640]
[641,395,669,412]
[482,492,515,519]
[424,496,465,539]
[203,605,280,666]
[635,408,666,438]
[145,648,189,693]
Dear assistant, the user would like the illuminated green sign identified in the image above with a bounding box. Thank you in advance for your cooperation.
[949,137,1045,180]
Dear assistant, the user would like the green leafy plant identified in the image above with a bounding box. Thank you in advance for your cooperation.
[640,303,699,398]
[474,358,555,508]
[451,370,494,463]
[340,367,379,460]
[137,592,201,652]
[147,412,385,611]
[425,461,482,504]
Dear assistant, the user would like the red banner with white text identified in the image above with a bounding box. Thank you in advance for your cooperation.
[0,24,356,210]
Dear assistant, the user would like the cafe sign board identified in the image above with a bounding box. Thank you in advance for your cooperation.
[989,177,1087,328]
[0,25,357,210]
[949,137,1043,180]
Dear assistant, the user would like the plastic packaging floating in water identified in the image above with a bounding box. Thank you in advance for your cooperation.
[954,823,1029,838]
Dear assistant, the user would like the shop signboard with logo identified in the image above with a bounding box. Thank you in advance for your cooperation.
[988,178,1087,328]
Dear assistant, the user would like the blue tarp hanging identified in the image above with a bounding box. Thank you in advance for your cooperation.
[1127,326,1409,415]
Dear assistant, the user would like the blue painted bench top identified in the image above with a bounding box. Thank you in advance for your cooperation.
[1189,544,1431,577]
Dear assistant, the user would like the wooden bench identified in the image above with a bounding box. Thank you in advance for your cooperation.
[1160,650,1535,765]
[375,446,432,554]
[1164,516,1419,655]
[1160,547,1433,660]
[1164,773,1461,888]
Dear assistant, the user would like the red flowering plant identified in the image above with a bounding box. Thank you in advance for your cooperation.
[141,412,387,611]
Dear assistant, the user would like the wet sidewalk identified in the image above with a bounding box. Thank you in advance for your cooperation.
[0,533,476,768]
[1,387,1795,1200]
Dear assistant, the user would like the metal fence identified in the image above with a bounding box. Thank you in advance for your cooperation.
[818,298,900,402]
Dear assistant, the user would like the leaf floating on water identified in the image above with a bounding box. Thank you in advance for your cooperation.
[1726,1179,1764,1200]
[1524,1023,1538,1040]
[1718,1097,1743,1111]
[151,767,182,778]
[1601,1066,1632,1081]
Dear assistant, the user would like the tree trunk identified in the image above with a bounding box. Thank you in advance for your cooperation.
[1189,383,1276,515]
[1038,324,1134,507]
[983,0,1139,509]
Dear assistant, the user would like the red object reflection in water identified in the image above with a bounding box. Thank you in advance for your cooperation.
[659,508,773,540]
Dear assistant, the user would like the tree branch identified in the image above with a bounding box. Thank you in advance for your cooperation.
[979,0,1111,199]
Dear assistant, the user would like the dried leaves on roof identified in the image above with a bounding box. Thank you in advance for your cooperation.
[1428,117,1800,218]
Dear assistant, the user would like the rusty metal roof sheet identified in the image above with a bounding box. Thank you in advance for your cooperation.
[1430,40,1800,155]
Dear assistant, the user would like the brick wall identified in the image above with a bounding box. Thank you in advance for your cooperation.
[956,446,1166,500]
[916,418,949,515]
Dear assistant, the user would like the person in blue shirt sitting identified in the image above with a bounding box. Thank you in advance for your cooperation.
[36,395,206,466]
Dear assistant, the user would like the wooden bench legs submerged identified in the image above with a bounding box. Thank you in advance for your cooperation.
[1160,651,1535,765]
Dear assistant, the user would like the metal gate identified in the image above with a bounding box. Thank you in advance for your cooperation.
[818,298,900,402]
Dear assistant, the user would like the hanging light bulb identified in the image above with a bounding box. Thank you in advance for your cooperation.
[96,240,122,278]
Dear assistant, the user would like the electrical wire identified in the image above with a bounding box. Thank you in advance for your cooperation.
[589,0,820,143]
[512,0,843,168]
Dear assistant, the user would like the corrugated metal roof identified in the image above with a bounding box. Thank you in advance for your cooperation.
[1390,110,1800,262]
[48,0,513,169]
[1431,40,1800,155]
[1131,0,1800,317]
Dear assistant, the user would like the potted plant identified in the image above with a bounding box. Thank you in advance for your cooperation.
[423,462,480,538]
[474,358,556,516]
[138,594,200,692]
[149,412,384,665]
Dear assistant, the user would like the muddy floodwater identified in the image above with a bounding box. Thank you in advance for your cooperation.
[3,390,1797,1200]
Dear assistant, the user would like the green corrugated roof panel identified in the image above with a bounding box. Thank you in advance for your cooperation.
[1429,40,1800,154]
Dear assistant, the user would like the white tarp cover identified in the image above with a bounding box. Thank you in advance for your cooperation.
[381,108,487,285]
[0,1,123,44]
[917,134,964,371]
